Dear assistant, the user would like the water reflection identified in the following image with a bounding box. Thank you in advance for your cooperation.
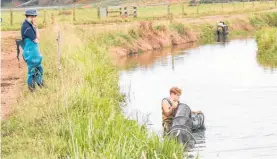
[119,38,277,159]
[115,42,197,70]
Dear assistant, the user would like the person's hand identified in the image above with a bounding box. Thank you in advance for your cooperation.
[172,101,178,109]
[193,111,201,114]
[32,18,37,27]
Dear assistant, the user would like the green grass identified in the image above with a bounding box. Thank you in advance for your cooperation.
[250,12,277,28]
[250,12,277,68]
[138,2,276,18]
[170,23,187,35]
[198,24,215,44]
[255,27,277,68]
[1,26,185,158]
[1,1,276,31]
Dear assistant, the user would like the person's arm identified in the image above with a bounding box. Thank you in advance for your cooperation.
[162,100,178,116]
[33,26,39,43]
[35,27,40,39]
[34,29,39,43]
[24,27,39,43]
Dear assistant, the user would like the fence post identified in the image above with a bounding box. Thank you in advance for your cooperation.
[133,6,137,18]
[106,7,109,17]
[59,7,61,15]
[182,3,184,17]
[168,4,171,17]
[221,2,224,13]
[124,7,128,17]
[98,7,100,19]
[73,6,76,21]
[120,7,122,17]
[43,9,47,25]
[51,13,55,24]
[10,9,13,26]
[57,31,62,71]
[170,13,173,23]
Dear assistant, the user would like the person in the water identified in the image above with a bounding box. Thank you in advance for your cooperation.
[21,9,44,92]
[162,87,202,136]
[161,87,181,136]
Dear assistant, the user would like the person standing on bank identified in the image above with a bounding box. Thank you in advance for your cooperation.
[21,9,44,92]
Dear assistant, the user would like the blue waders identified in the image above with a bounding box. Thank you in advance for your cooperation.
[22,38,43,90]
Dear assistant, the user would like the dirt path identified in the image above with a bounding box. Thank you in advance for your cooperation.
[1,31,25,120]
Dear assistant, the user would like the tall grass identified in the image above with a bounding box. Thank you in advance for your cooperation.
[170,23,186,35]
[1,26,184,158]
[255,27,277,68]
[250,12,277,28]
[250,12,277,68]
[198,24,215,44]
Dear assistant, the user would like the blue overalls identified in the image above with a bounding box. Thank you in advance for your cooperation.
[21,20,43,89]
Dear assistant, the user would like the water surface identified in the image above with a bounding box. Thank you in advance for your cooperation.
[119,39,277,159]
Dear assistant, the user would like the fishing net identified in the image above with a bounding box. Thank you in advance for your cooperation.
[167,103,205,148]
[191,112,206,132]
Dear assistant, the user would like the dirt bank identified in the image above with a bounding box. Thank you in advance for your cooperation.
[109,16,254,61]
[1,31,25,120]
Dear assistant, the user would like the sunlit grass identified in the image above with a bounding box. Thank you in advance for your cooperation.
[1,1,276,31]
[256,27,277,68]
[1,25,185,158]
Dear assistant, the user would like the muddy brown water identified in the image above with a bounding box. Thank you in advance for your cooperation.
[119,38,277,159]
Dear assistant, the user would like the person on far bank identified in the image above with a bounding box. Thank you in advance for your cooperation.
[162,87,201,136]
[21,9,44,92]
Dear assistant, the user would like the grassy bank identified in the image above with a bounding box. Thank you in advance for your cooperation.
[252,13,277,68]
[1,26,184,158]
[1,1,276,31]
[255,28,277,67]
[110,13,277,60]
[109,17,255,58]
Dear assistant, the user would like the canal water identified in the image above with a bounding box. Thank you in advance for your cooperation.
[119,38,277,159]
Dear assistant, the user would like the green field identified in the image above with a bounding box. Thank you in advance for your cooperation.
[1,1,276,31]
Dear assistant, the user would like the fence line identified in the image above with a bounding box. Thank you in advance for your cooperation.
[2,1,276,28]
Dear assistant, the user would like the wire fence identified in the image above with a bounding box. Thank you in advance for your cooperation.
[1,1,276,30]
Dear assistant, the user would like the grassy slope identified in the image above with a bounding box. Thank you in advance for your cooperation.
[251,13,277,68]
[1,26,184,159]
[256,28,277,68]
